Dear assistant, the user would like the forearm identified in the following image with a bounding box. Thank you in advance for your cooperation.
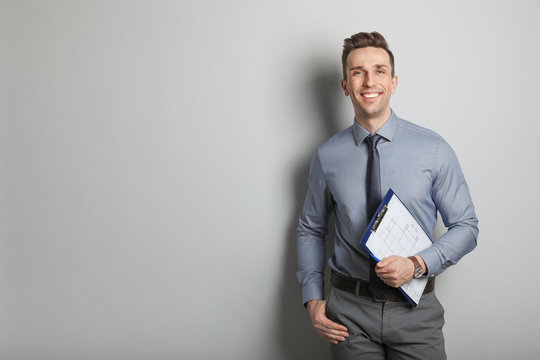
[297,233,326,304]
[417,218,478,276]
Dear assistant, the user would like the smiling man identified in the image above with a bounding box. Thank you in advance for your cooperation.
[297,32,478,359]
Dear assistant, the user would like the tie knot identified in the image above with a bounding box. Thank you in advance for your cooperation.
[366,134,382,149]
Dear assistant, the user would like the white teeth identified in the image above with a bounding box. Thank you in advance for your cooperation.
[363,93,380,98]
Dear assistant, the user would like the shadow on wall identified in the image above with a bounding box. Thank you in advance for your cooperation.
[274,63,343,360]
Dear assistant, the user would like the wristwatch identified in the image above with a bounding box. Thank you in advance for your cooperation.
[408,256,424,279]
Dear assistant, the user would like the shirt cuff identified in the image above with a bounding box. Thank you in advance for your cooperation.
[417,248,442,277]
[302,281,324,306]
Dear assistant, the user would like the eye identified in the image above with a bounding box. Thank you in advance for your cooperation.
[377,69,385,74]
[353,70,363,76]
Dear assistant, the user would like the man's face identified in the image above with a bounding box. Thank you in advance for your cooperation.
[341,47,398,122]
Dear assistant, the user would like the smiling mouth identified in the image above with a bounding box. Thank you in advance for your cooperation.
[361,92,381,98]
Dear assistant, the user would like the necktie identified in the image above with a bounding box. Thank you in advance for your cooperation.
[365,134,388,298]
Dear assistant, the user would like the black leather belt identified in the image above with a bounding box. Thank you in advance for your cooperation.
[331,271,435,302]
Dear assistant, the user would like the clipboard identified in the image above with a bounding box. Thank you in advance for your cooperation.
[360,188,434,307]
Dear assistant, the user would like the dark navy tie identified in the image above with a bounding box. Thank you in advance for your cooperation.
[365,134,388,298]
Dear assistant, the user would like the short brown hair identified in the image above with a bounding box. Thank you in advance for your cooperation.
[342,31,395,78]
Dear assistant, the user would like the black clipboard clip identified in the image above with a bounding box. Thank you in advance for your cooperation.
[371,205,388,232]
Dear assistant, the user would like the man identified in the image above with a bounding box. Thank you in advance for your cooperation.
[296,31,478,359]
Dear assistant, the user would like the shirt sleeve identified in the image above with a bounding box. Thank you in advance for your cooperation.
[417,138,479,276]
[296,149,334,305]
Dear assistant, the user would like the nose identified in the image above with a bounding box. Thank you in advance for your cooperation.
[363,71,375,87]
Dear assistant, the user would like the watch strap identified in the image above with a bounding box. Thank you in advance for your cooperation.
[408,256,424,278]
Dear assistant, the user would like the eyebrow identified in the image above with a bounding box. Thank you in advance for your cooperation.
[349,64,390,71]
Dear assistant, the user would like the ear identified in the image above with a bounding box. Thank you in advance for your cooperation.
[391,75,398,94]
[340,78,349,96]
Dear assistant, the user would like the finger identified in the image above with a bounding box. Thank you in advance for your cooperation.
[376,258,391,269]
[319,325,349,338]
[323,333,346,344]
[378,255,400,267]
[313,317,349,339]
[320,329,348,341]
[311,306,348,332]
[318,326,349,343]
[375,266,391,277]
[318,317,349,332]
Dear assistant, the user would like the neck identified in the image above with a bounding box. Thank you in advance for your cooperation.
[354,107,392,133]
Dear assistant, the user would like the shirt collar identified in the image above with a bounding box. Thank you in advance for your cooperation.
[352,110,399,146]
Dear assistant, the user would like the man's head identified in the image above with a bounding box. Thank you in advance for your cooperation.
[340,32,398,127]
[342,32,395,79]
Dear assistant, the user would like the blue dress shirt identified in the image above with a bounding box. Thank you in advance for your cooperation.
[297,111,478,304]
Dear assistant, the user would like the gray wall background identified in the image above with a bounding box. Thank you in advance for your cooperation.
[1,1,539,359]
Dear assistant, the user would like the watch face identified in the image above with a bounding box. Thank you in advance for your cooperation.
[414,267,423,278]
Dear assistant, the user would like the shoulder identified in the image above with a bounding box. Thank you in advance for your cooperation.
[315,125,356,158]
[395,117,460,170]
[308,126,357,174]
[320,125,355,148]
[393,117,453,157]
[395,117,443,143]
[393,116,462,171]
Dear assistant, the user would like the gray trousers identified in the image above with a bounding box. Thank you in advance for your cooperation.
[326,287,446,360]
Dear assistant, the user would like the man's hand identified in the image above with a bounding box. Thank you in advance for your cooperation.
[306,300,349,344]
[375,255,419,288]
